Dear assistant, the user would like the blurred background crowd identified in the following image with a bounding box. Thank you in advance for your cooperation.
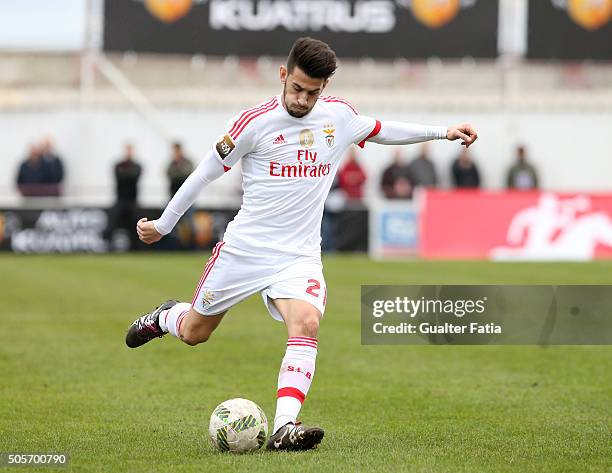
[12,136,543,252]
[14,138,541,200]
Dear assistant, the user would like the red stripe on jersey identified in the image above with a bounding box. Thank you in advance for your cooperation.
[228,97,277,137]
[231,101,279,139]
[223,165,231,172]
[320,96,359,115]
[321,95,354,105]
[277,387,306,403]
[358,119,382,148]
[228,99,275,137]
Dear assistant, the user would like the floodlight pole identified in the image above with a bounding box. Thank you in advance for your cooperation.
[79,0,172,139]
[95,55,172,140]
[80,0,97,106]
[498,0,528,150]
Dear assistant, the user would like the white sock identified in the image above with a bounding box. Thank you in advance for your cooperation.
[273,337,318,434]
[159,302,191,337]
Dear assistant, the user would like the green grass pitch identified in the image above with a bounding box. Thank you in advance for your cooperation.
[1,254,610,472]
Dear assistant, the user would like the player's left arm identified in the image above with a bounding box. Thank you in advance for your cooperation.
[349,114,477,148]
[367,120,477,148]
[444,123,478,147]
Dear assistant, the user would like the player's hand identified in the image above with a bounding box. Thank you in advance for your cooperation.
[136,218,163,244]
[447,124,478,148]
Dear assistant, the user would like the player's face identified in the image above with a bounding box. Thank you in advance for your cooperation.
[280,65,328,118]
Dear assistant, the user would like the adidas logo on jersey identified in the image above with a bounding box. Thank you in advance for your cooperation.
[273,134,286,145]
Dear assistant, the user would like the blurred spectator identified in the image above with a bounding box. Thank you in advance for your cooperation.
[322,176,344,252]
[16,143,62,197]
[407,143,438,188]
[381,150,414,199]
[338,147,367,201]
[507,145,539,190]
[167,141,194,198]
[166,141,196,246]
[114,143,142,202]
[451,148,481,188]
[111,143,142,247]
[39,137,64,193]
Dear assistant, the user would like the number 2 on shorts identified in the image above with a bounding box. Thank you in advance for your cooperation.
[306,279,320,298]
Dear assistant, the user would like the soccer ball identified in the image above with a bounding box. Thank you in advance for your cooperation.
[209,398,268,453]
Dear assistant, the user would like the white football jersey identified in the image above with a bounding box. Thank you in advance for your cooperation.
[212,94,379,256]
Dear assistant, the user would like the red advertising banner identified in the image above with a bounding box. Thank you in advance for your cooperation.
[420,190,612,260]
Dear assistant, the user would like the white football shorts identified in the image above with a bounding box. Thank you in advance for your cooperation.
[191,241,327,321]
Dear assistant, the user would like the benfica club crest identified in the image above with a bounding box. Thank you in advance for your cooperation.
[323,125,336,148]
[201,289,215,306]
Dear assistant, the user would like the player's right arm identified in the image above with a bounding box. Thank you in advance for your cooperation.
[136,149,225,244]
[137,116,255,244]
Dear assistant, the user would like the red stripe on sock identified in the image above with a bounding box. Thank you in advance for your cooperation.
[176,310,188,336]
[277,387,306,404]
[287,337,318,349]
[287,343,318,349]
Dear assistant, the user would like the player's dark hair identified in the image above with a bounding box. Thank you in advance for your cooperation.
[287,37,337,80]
